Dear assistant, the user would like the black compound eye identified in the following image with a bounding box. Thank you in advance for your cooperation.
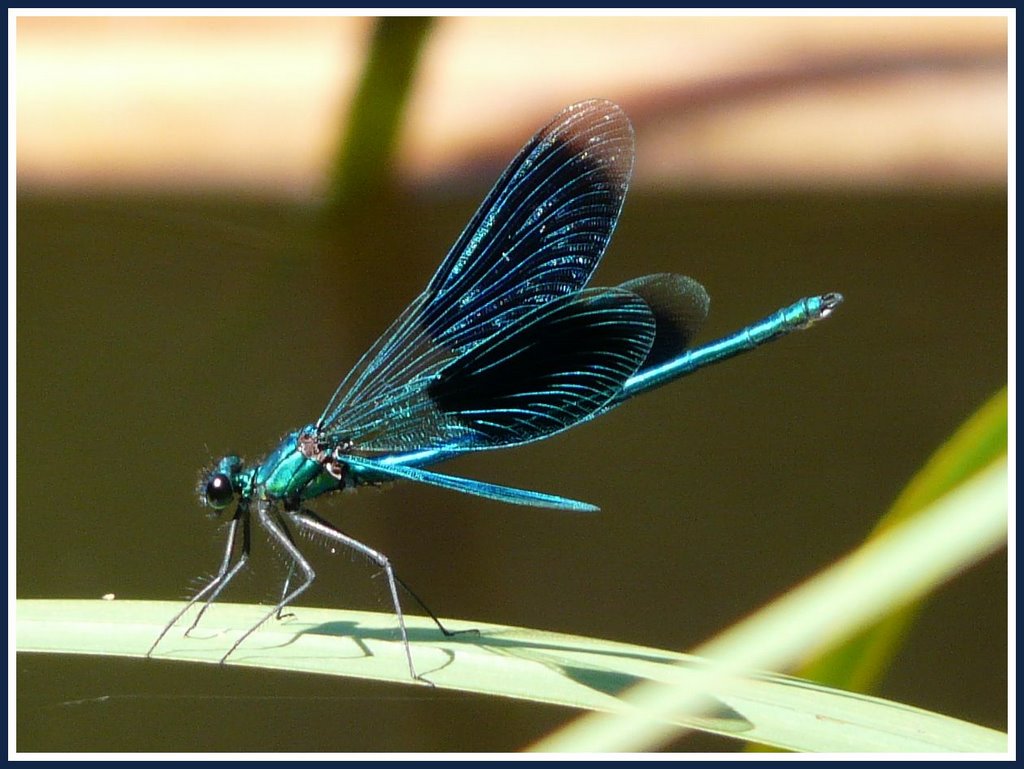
[204,473,234,509]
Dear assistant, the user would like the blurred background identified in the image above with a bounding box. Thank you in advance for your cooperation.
[15,13,1008,753]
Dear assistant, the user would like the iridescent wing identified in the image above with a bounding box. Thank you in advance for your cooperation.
[316,100,636,452]
[340,455,601,511]
[618,273,710,372]
[330,288,660,513]
[330,288,656,452]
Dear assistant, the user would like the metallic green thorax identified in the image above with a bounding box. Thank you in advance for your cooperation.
[214,425,339,506]
[212,423,400,509]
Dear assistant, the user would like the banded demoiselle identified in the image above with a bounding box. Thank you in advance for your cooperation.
[148,100,842,680]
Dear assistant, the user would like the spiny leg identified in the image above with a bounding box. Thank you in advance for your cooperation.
[184,506,253,634]
[218,501,315,662]
[294,508,475,640]
[276,561,298,620]
[147,505,251,656]
[272,509,298,621]
[288,508,423,682]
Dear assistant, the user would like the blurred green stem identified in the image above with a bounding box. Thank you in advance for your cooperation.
[795,386,1008,692]
[325,17,435,219]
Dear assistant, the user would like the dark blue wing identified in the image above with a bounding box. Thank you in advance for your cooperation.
[618,274,710,372]
[321,288,655,453]
[316,100,635,449]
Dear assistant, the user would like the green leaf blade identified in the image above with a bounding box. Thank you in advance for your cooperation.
[796,387,1008,693]
[16,596,1006,753]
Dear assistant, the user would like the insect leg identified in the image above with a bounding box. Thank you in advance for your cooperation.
[392,572,479,640]
[184,505,253,634]
[217,501,316,663]
[287,507,424,682]
[272,509,298,621]
[292,508,474,639]
[147,503,251,656]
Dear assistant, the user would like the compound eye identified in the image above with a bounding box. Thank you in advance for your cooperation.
[204,473,234,509]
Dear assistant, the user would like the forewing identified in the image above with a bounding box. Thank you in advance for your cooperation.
[317,100,635,445]
[330,288,655,453]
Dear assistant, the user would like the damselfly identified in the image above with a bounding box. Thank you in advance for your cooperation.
[148,100,842,680]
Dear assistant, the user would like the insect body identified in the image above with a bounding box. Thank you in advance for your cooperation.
[148,100,842,680]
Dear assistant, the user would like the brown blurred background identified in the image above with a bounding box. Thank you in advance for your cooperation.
[15,13,1008,753]
[17,15,1006,193]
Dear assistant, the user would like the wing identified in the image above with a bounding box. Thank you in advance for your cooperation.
[324,288,656,453]
[586,273,711,421]
[618,273,710,372]
[342,455,600,512]
[317,100,635,443]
